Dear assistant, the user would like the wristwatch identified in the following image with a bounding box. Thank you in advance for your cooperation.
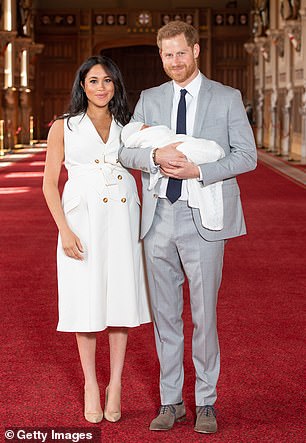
[152,148,158,166]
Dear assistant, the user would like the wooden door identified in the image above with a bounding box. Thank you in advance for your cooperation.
[101,45,169,112]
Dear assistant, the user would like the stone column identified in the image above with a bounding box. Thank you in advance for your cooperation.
[266,13,280,152]
[278,20,294,157]
[254,37,268,148]
[273,32,285,155]
[256,88,265,148]
[14,37,31,146]
[301,82,306,161]
[299,4,306,160]
[284,18,302,159]
[269,87,278,151]
[18,88,31,145]
[2,0,18,149]
[0,31,17,117]
[28,43,44,141]
[266,0,284,152]
[282,82,294,157]
[3,88,17,150]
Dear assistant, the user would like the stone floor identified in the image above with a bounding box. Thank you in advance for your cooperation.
[257,148,306,187]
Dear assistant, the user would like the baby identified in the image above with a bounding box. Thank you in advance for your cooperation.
[121,122,225,231]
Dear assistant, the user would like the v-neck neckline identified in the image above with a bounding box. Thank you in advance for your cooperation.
[85,113,114,145]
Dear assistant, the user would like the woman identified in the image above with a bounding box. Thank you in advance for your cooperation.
[43,56,151,424]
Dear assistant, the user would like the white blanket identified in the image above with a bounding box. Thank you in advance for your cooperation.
[121,122,225,231]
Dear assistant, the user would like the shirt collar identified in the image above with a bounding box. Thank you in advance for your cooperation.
[173,71,202,98]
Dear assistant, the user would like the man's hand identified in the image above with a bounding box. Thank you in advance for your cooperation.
[161,159,200,179]
[155,142,200,179]
[155,142,186,167]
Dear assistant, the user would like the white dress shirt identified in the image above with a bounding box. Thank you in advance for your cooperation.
[156,71,202,200]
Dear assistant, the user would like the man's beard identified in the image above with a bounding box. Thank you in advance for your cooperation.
[164,61,197,83]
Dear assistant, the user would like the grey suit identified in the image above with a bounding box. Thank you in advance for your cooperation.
[119,73,257,406]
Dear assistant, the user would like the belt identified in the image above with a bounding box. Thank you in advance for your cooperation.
[67,163,124,186]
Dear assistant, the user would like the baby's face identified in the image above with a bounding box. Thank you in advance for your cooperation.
[141,124,150,130]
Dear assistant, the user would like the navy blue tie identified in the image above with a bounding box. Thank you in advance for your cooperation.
[166,89,187,203]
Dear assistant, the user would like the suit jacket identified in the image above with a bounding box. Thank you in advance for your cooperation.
[119,73,257,240]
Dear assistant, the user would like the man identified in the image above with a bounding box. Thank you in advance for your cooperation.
[119,21,257,434]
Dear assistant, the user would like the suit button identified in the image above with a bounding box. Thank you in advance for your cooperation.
[153,193,158,198]
[95,159,100,163]
[118,175,122,180]
[121,198,126,203]
[103,197,108,203]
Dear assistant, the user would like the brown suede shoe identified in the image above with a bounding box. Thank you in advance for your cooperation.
[194,405,217,433]
[149,402,186,431]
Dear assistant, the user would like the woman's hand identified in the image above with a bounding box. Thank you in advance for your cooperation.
[60,227,84,260]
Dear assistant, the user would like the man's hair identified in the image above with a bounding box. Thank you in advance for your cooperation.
[157,21,199,49]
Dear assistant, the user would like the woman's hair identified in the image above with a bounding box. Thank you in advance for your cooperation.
[157,21,199,49]
[64,55,131,126]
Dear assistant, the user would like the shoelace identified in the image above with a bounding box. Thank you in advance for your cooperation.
[159,404,176,415]
[198,405,216,417]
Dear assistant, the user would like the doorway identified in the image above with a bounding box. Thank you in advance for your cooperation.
[101,45,169,112]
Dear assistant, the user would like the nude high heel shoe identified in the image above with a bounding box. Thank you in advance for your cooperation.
[104,385,121,422]
[84,387,103,424]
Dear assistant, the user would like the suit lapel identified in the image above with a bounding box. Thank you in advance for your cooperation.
[193,74,213,137]
[159,82,173,128]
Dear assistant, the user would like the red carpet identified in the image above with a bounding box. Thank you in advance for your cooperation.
[0,151,305,442]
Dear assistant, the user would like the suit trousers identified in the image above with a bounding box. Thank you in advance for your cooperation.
[144,198,224,406]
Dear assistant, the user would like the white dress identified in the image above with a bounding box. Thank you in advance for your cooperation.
[56,114,151,332]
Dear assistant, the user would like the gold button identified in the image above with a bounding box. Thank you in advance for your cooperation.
[121,198,126,203]
[118,175,122,180]
[95,159,99,163]
[103,197,108,203]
